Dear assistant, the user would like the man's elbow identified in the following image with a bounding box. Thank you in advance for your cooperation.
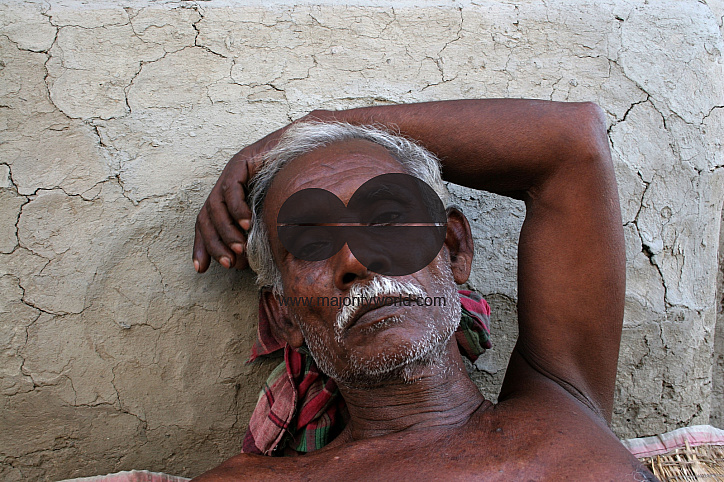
[572,101,612,166]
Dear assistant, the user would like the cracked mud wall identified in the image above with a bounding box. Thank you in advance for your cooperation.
[0,0,722,479]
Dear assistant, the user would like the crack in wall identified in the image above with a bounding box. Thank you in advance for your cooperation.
[0,7,57,55]
[605,87,713,314]
[109,364,151,430]
[702,104,724,124]
[420,7,464,89]
[626,166,670,310]
[191,3,203,47]
[41,7,204,122]
[191,6,228,61]
[2,274,40,396]
[2,164,30,255]
[18,295,45,391]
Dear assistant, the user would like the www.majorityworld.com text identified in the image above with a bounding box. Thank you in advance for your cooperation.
[277,295,448,308]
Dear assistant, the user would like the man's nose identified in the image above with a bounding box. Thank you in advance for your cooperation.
[333,243,391,290]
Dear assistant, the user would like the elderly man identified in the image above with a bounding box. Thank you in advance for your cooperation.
[192,100,657,481]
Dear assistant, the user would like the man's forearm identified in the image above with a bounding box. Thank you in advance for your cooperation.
[311,99,624,418]
[307,99,606,197]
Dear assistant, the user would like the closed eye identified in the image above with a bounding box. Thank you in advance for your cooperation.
[371,211,403,225]
[297,241,332,259]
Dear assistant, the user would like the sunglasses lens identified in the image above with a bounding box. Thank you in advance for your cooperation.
[277,188,347,260]
[347,174,447,275]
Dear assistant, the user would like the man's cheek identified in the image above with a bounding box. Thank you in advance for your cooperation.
[285,261,332,289]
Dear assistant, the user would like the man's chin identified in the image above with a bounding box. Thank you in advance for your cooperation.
[323,322,458,389]
[343,345,453,388]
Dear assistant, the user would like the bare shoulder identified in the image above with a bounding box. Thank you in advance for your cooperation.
[470,375,657,481]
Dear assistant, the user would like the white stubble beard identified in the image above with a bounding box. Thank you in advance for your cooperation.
[296,258,462,388]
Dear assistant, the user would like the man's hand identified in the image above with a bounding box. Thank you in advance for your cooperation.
[193,130,281,272]
[193,111,335,272]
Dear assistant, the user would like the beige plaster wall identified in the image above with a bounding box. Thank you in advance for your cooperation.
[1,0,723,479]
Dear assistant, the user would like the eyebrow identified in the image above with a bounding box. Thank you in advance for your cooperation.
[276,202,343,225]
[361,185,416,204]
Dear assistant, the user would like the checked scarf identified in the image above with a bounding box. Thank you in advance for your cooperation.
[242,289,492,456]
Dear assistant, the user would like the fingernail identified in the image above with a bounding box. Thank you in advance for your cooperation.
[239,219,251,231]
[231,243,244,254]
[220,256,231,269]
[193,259,200,272]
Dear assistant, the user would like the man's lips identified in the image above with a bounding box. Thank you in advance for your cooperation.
[344,296,420,331]
[348,304,403,331]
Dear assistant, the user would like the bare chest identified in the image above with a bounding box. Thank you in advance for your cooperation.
[288,402,643,481]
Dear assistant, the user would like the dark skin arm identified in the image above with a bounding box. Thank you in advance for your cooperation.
[193,99,625,422]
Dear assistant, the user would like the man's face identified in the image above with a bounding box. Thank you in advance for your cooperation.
[263,139,461,386]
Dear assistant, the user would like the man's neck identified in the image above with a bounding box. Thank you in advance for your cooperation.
[335,340,487,441]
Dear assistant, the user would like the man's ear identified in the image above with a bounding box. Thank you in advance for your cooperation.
[260,287,305,349]
[444,206,474,284]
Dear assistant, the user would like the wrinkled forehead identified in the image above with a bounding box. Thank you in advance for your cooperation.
[263,138,408,225]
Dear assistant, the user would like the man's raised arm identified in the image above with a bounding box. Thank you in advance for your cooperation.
[193,99,625,421]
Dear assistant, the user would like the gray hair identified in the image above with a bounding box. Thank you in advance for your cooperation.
[245,121,451,293]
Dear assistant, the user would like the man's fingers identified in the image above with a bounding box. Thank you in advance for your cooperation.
[196,205,236,270]
[207,194,248,256]
[193,223,210,273]
[222,179,253,228]
[194,139,271,274]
